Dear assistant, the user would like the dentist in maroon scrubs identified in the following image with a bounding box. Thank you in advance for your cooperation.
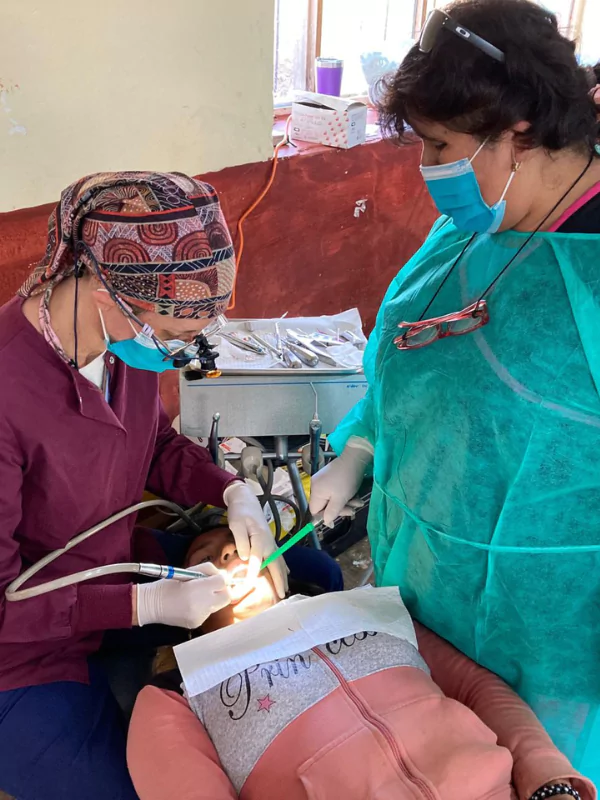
[0,171,287,799]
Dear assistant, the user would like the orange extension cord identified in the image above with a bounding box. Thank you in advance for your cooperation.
[227,115,292,310]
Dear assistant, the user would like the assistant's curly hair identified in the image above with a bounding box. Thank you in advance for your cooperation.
[380,0,599,156]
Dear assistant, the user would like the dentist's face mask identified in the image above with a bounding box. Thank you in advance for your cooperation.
[98,308,197,373]
[420,140,519,234]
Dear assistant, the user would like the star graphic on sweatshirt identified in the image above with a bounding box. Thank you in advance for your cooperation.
[257,695,276,713]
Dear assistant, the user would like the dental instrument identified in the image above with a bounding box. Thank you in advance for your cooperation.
[309,383,322,477]
[274,320,302,369]
[311,332,343,347]
[275,321,283,350]
[259,490,372,572]
[221,332,267,355]
[282,346,303,369]
[282,339,319,368]
[287,330,339,367]
[338,329,363,346]
[248,333,283,360]
[5,499,223,602]
[260,522,317,571]
[209,412,221,465]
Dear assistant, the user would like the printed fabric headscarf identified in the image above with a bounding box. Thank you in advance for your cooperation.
[19,171,236,319]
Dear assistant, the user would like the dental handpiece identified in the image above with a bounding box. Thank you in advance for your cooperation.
[140,563,249,586]
[6,562,215,602]
[282,346,302,369]
[5,498,249,603]
[287,330,338,367]
[138,564,212,581]
[283,339,319,367]
[273,321,301,368]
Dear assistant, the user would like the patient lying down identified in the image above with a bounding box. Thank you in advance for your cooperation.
[127,527,593,800]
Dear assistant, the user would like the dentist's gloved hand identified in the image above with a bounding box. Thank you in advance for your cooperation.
[309,437,374,528]
[136,563,230,629]
[224,481,288,599]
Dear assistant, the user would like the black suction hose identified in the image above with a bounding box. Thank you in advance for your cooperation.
[257,459,302,542]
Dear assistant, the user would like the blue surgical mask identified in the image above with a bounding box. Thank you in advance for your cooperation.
[99,310,189,373]
[420,141,518,234]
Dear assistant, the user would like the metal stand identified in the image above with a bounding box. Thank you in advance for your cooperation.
[272,435,321,550]
[208,418,327,550]
[287,458,321,550]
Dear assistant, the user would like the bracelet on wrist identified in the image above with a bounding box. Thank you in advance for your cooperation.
[529,783,581,800]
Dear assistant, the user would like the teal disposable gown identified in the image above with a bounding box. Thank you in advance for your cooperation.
[331,218,600,780]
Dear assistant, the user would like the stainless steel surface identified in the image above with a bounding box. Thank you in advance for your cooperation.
[222,365,361,376]
[274,435,289,461]
[180,371,369,438]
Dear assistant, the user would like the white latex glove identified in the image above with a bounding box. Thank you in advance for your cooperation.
[309,437,373,528]
[223,481,288,599]
[136,563,230,628]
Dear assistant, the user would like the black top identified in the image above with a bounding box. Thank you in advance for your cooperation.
[557,187,600,233]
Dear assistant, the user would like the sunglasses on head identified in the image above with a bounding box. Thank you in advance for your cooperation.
[419,8,505,63]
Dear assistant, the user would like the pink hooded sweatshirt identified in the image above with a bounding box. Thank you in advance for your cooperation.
[127,624,595,800]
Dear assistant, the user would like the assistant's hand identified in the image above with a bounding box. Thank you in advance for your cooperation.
[309,438,373,527]
[223,481,288,599]
[135,563,230,628]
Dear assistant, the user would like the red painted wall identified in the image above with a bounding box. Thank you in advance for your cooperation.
[0,139,436,333]
[0,140,436,422]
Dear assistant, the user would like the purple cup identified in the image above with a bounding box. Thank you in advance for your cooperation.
[316,58,344,97]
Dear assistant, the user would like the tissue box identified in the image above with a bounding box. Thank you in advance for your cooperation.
[291,91,367,149]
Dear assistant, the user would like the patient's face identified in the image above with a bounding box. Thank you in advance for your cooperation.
[185,527,279,631]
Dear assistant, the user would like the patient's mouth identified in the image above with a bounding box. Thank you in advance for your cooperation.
[227,564,256,604]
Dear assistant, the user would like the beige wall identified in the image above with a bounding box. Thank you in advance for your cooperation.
[0,0,275,212]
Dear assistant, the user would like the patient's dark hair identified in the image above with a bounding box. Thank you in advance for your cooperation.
[380,0,600,155]
[192,508,229,534]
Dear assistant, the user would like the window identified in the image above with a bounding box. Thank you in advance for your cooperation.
[273,0,312,106]
[273,0,419,105]
[580,0,600,66]
[542,0,579,33]
[320,0,417,97]
[273,0,600,107]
